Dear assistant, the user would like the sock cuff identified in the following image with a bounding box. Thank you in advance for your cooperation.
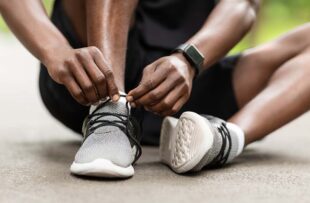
[227,122,245,156]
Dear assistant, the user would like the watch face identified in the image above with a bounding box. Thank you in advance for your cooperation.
[185,45,204,67]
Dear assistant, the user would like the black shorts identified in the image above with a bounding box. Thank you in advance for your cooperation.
[39,1,240,145]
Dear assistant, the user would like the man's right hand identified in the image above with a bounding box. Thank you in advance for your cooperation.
[44,46,119,106]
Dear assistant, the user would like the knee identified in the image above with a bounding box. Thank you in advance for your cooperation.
[275,23,310,55]
[246,23,310,65]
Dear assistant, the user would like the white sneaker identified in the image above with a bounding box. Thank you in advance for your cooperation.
[160,111,236,173]
[70,96,142,178]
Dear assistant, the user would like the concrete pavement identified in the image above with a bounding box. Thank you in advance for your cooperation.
[1,35,310,203]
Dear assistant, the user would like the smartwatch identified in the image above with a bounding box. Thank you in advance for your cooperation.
[173,44,205,77]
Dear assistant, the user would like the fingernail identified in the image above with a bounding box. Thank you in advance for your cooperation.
[131,102,136,108]
[127,96,133,102]
[112,94,120,102]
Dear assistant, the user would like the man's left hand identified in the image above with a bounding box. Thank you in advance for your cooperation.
[127,53,195,116]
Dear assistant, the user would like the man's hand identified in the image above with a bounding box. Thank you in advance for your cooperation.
[127,53,195,116]
[45,46,119,106]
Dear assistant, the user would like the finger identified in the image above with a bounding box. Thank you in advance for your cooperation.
[66,59,99,104]
[160,95,188,116]
[65,76,89,105]
[146,84,185,114]
[127,62,170,101]
[77,52,107,99]
[134,73,182,107]
[91,48,119,101]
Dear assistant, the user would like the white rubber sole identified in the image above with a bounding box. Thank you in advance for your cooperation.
[159,112,214,174]
[70,159,134,178]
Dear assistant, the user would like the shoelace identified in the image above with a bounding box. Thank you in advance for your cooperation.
[84,97,142,164]
[209,121,232,167]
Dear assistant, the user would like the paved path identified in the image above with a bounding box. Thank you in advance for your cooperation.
[1,35,310,203]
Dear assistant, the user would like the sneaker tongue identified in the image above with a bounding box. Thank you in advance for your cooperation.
[90,96,128,115]
[96,101,127,115]
[88,97,129,134]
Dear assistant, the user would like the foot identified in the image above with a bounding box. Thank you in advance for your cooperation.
[70,95,142,178]
[159,111,243,173]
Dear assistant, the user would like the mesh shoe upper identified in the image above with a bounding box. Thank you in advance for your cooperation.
[192,115,238,171]
[74,97,142,167]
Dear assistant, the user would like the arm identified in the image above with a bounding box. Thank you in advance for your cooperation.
[188,0,260,69]
[0,0,68,65]
[127,0,260,116]
[85,0,138,91]
[0,0,118,105]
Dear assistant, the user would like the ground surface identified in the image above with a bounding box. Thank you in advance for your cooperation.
[1,35,310,203]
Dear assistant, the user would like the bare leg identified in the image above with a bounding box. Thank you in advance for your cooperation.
[63,0,137,92]
[62,0,87,46]
[229,23,310,145]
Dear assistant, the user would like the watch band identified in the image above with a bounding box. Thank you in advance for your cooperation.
[173,44,205,76]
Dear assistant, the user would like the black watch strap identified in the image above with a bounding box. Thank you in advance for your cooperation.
[173,44,205,76]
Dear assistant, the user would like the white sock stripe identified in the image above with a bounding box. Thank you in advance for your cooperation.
[226,122,245,156]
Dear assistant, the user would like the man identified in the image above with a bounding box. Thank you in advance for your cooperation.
[1,0,310,178]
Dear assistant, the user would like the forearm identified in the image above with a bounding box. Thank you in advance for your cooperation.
[86,0,138,74]
[187,0,259,69]
[0,0,70,65]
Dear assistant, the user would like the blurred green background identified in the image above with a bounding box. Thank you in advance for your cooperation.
[0,0,309,53]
